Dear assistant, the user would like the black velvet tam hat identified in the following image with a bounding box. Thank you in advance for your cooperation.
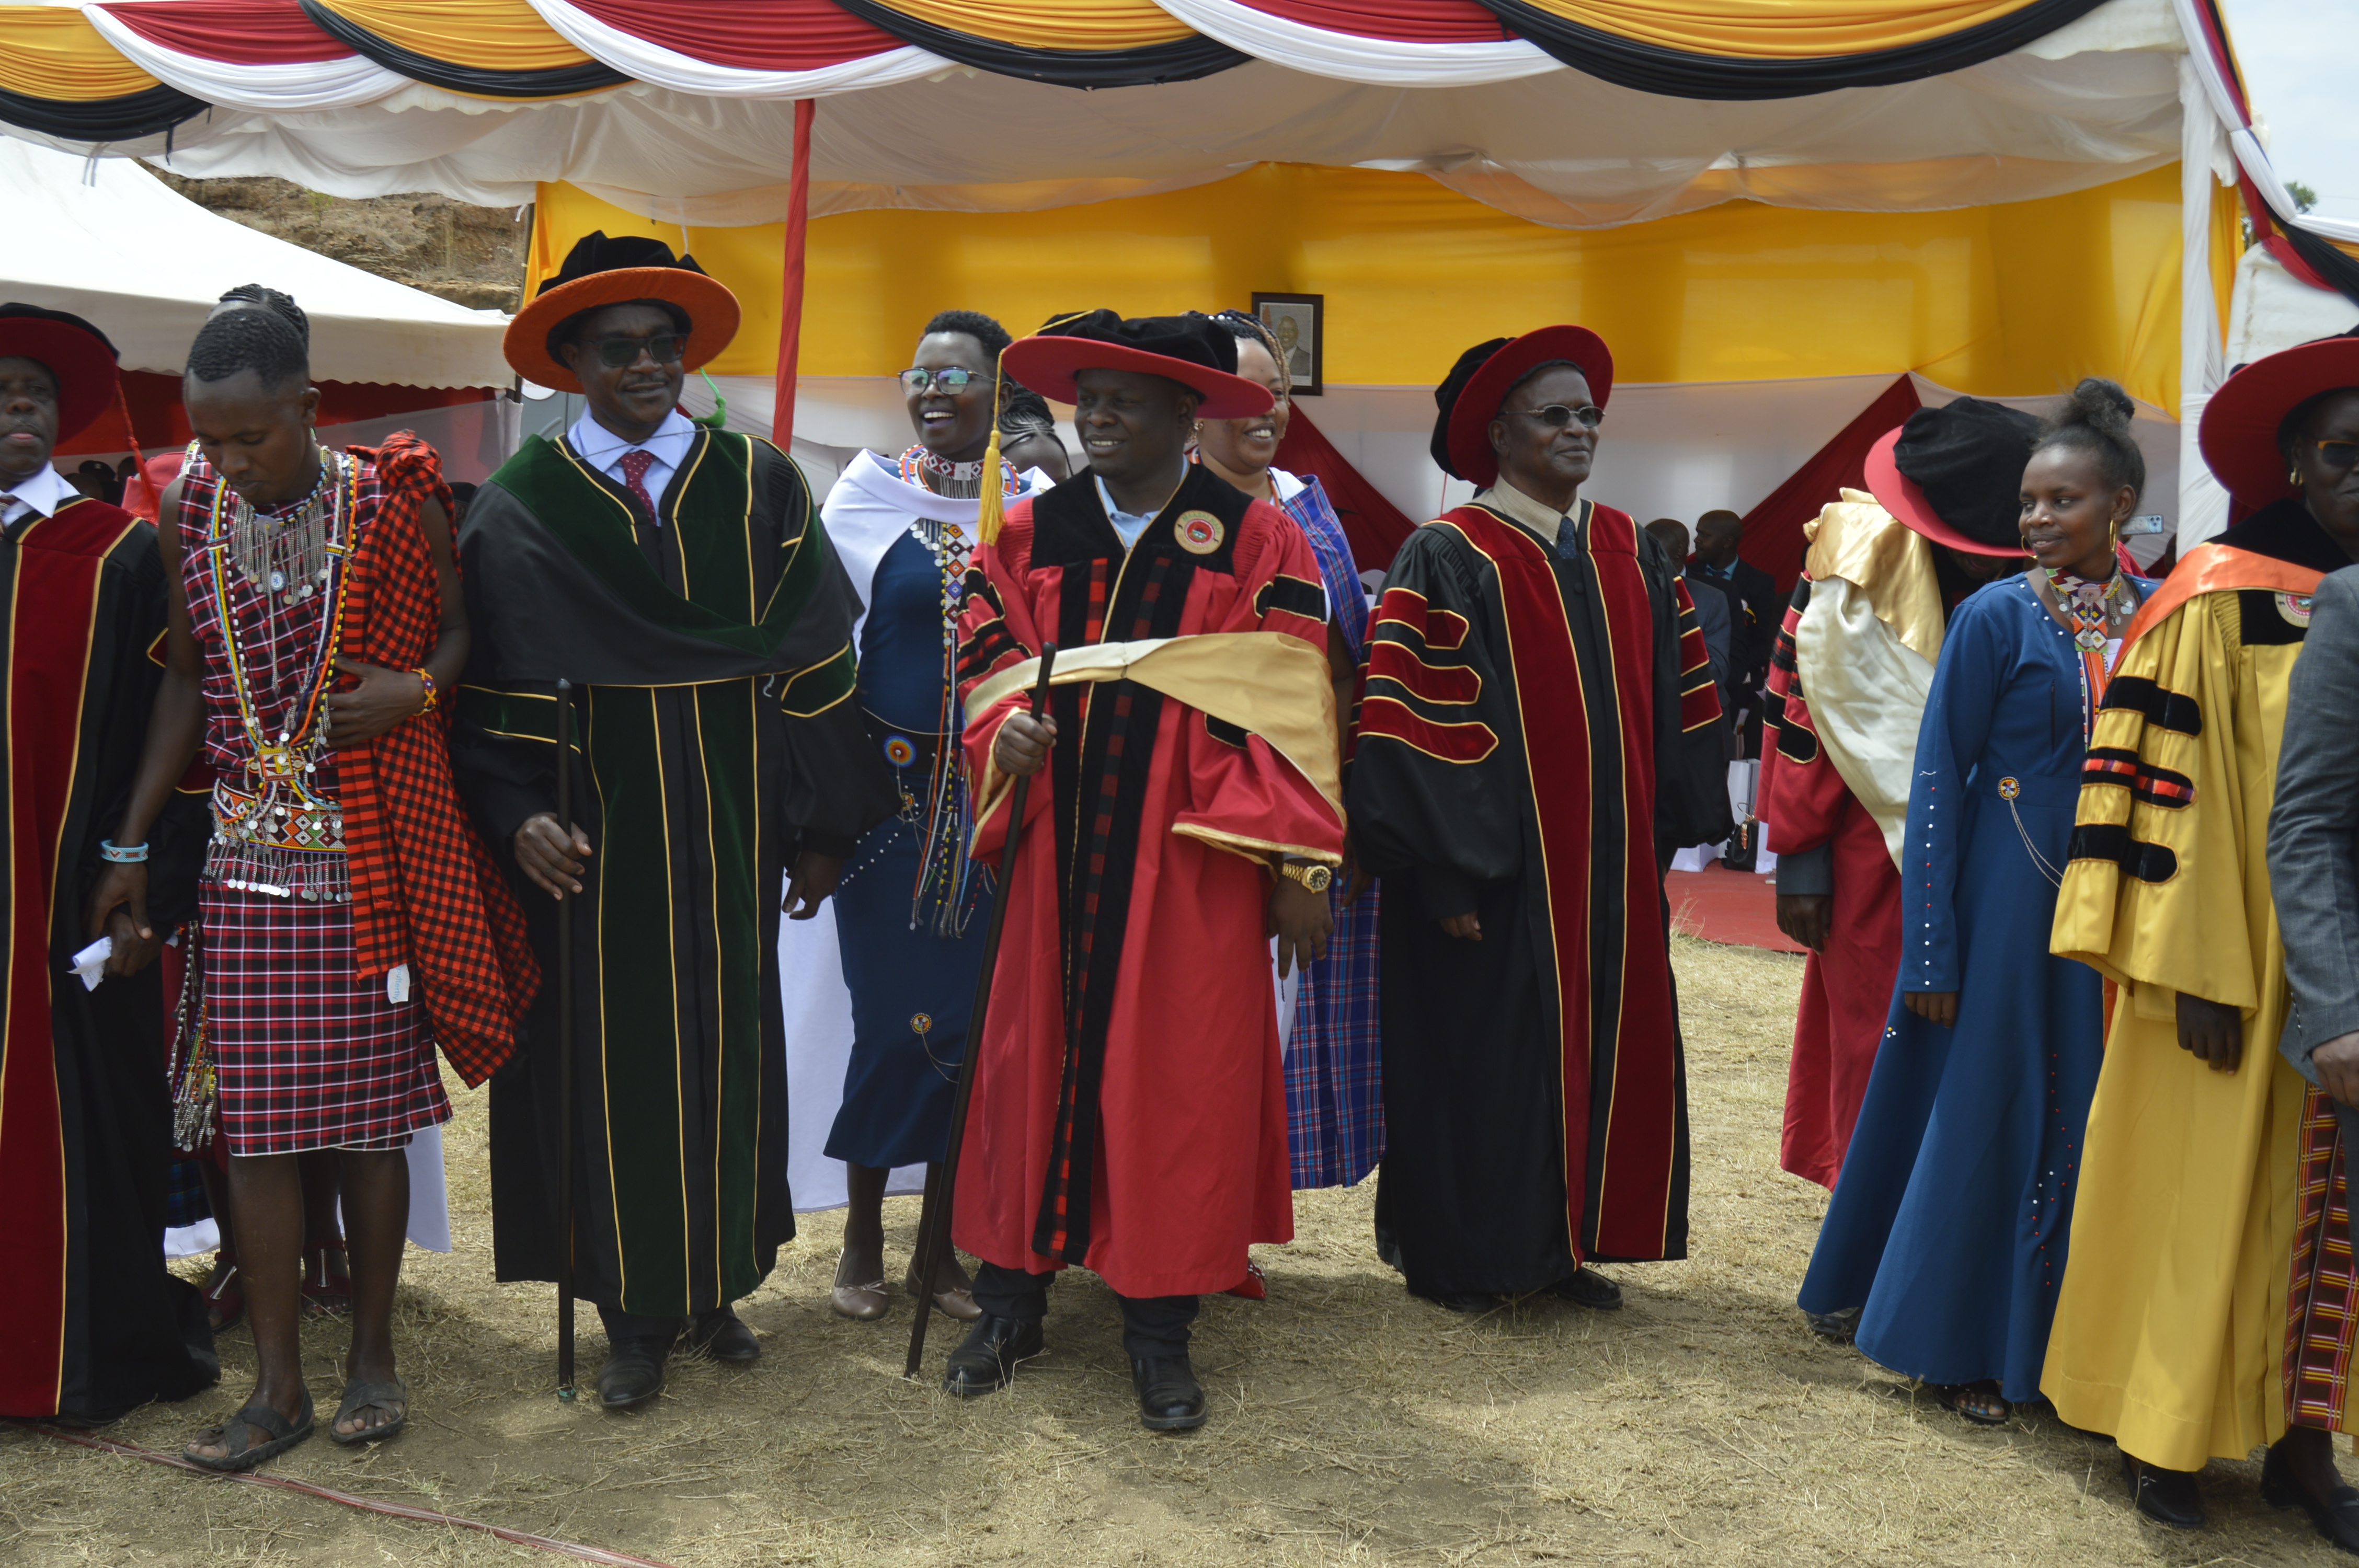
[1429,325,1613,487]
[1002,309,1273,418]
[1869,397,2043,554]
[0,302,120,440]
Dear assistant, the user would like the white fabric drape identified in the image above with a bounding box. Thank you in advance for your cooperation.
[2175,54,2231,554]
[82,6,409,114]
[1152,0,1558,88]
[522,0,949,98]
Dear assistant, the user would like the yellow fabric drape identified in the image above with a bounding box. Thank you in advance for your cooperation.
[533,160,2192,407]
[861,0,1197,50]
[1505,0,2057,57]
[0,9,162,101]
[308,0,596,70]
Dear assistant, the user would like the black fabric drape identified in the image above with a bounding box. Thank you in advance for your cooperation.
[828,0,1244,88]
[299,0,629,98]
[0,86,207,143]
[1478,0,2110,100]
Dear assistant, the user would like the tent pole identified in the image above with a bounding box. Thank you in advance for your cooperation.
[771,98,814,448]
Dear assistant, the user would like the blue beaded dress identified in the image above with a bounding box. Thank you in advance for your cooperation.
[1796,570,2150,1402]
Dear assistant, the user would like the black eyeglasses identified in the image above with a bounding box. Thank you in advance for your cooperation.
[1504,403,1604,430]
[590,333,686,368]
[900,367,990,394]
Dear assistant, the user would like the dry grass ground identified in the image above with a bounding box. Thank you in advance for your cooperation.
[5,935,2352,1566]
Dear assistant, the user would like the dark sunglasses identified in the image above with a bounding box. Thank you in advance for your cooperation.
[2304,437,2359,472]
[590,333,686,369]
[1504,403,1604,430]
[900,367,989,394]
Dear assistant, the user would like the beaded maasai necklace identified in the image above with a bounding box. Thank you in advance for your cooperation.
[897,443,1012,502]
[203,446,360,902]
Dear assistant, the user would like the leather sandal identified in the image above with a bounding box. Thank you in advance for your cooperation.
[328,1375,408,1446]
[201,1251,245,1334]
[301,1237,351,1316]
[185,1391,315,1473]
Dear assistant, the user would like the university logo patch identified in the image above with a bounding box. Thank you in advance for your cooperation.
[2278,591,2316,629]
[1175,510,1224,555]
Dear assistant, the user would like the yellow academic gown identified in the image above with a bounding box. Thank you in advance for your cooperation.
[2043,544,2346,1469]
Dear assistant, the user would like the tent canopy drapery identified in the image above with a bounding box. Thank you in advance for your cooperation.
[5,0,2351,560]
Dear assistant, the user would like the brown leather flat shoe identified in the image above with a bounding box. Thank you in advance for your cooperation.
[831,1249,890,1321]
[904,1265,982,1320]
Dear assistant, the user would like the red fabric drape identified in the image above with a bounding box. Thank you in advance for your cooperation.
[1240,0,1510,42]
[95,0,350,64]
[773,98,815,447]
[1270,402,1417,572]
[52,371,493,457]
[555,0,906,67]
[1737,375,1921,592]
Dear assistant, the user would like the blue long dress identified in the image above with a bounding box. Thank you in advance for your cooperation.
[823,529,991,1169]
[1795,572,2147,1402]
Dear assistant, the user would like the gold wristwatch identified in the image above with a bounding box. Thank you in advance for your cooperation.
[1279,859,1334,894]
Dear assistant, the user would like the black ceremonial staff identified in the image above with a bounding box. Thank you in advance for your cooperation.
[906,643,1057,1379]
[554,677,579,1401]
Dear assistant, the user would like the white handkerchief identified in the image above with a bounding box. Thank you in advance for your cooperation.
[386,963,411,1005]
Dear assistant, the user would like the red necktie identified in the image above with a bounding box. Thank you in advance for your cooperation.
[619,448,658,522]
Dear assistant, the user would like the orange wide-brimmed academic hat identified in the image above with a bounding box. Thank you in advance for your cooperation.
[0,302,121,440]
[1001,309,1274,419]
[2200,333,2359,510]
[1861,397,2044,559]
[1428,325,1613,490]
[504,232,740,394]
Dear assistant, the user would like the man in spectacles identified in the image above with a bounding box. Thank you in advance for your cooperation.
[451,233,897,1412]
[1347,327,1731,1315]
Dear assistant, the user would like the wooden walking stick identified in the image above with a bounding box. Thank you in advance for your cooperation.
[906,643,1057,1380]
[554,678,578,1401]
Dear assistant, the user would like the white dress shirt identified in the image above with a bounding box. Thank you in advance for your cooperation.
[0,463,81,532]
[567,407,696,524]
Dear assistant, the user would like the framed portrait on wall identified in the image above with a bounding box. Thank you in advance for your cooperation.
[1252,292,1322,397]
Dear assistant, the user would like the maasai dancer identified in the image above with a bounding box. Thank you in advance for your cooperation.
[1347,327,1730,1313]
[1196,308,1382,1193]
[1799,382,2150,1425]
[945,310,1343,1430]
[1759,401,2033,1213]
[0,304,215,1425]
[92,302,533,1468]
[796,309,1041,1323]
[2045,336,2359,1535]
[452,234,892,1411]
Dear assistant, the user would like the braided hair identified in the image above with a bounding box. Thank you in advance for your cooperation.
[186,301,309,391]
[2033,377,2145,498]
[215,283,311,348]
[1211,308,1289,396]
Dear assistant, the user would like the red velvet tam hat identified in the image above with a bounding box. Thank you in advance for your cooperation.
[0,302,120,440]
[1862,397,2043,558]
[1001,309,1274,418]
[1429,325,1613,489]
[2200,333,2359,510]
[506,232,740,394]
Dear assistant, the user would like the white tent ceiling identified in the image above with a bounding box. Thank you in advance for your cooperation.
[0,138,511,387]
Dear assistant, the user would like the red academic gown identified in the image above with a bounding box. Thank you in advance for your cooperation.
[952,466,1342,1299]
[1758,574,1903,1191]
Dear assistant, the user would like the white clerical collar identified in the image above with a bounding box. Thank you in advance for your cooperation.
[0,464,81,528]
[568,406,694,467]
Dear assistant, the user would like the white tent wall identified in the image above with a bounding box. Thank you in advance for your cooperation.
[72,397,525,488]
[682,372,2182,550]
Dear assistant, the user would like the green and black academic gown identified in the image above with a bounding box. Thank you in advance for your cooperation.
[453,425,894,1321]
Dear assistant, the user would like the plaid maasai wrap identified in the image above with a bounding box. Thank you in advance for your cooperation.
[2284,1084,2359,1432]
[201,883,449,1156]
[1286,883,1384,1188]
[1275,474,1383,1190]
[338,435,537,1086]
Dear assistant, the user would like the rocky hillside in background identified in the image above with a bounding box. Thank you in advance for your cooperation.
[146,166,530,313]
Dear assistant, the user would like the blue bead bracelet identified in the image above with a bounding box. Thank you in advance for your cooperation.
[99,839,148,863]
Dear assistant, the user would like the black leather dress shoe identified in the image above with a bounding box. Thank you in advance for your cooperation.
[1425,1291,1502,1315]
[2121,1451,2205,1529]
[686,1307,761,1364]
[597,1334,672,1410]
[1547,1268,1623,1310]
[942,1315,1044,1398]
[1132,1355,1207,1431]
[2263,1439,2359,1552]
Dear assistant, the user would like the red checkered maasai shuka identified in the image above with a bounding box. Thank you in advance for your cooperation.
[201,882,449,1155]
[2284,1083,2359,1432]
[338,435,537,1086]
